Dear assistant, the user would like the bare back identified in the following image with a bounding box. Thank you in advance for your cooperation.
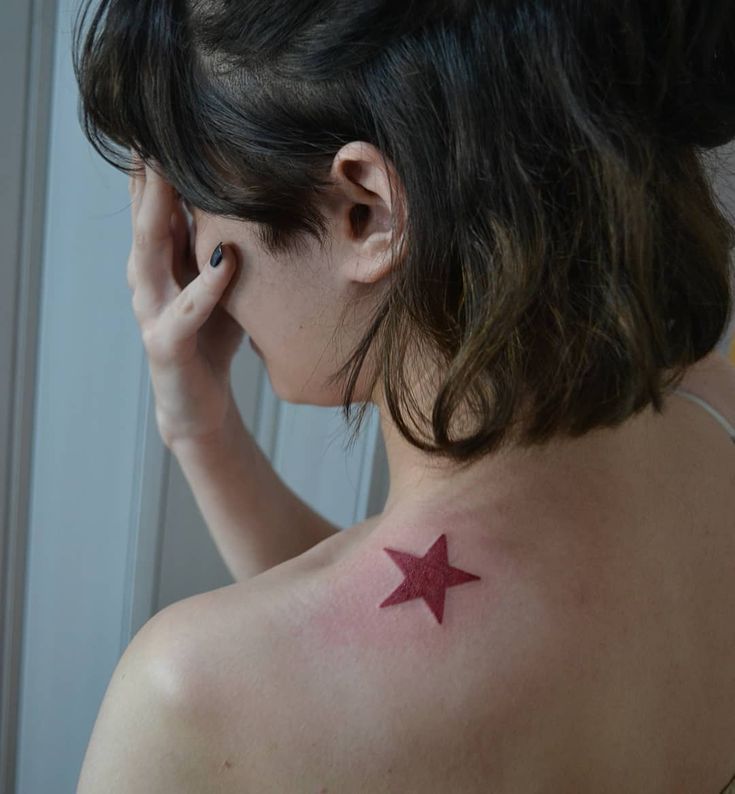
[189,351,735,794]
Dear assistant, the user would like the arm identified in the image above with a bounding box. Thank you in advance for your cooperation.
[170,387,342,582]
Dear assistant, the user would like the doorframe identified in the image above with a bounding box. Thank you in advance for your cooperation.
[0,0,56,790]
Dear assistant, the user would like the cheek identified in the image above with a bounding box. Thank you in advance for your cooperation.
[253,304,325,369]
[245,299,351,405]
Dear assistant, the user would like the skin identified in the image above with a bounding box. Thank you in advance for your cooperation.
[115,143,735,792]
[181,141,663,522]
[186,146,390,410]
[377,533,482,624]
[172,361,735,792]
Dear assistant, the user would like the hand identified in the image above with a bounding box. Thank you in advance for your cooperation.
[127,155,245,449]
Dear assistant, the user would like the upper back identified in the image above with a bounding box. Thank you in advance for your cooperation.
[189,351,735,793]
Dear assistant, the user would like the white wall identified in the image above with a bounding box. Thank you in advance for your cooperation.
[15,0,151,789]
[0,0,56,791]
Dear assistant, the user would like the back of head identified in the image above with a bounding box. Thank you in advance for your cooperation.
[73,0,735,466]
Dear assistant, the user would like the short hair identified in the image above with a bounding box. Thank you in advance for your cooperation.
[73,0,735,468]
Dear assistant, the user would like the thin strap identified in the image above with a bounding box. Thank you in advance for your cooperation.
[671,388,735,440]
[719,769,735,794]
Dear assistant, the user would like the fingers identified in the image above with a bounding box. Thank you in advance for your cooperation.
[128,150,145,224]
[145,243,236,362]
[130,160,179,316]
[170,204,198,290]
[136,162,176,248]
[170,208,187,271]
[125,152,238,363]
[127,151,145,292]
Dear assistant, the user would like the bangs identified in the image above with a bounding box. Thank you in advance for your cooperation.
[72,0,302,222]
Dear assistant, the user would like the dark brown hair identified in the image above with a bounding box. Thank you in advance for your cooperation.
[73,0,735,468]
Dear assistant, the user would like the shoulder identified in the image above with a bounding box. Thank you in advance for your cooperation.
[76,572,319,792]
[155,525,586,791]
[75,595,223,793]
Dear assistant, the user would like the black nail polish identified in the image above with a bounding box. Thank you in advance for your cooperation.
[210,242,223,268]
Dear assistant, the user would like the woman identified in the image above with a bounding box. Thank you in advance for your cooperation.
[72,1,735,791]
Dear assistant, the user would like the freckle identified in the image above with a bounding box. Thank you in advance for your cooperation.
[218,759,233,773]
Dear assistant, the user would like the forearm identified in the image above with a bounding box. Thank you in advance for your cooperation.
[169,390,341,582]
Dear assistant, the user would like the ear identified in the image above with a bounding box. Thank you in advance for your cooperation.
[329,141,406,285]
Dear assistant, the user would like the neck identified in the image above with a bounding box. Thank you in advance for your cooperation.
[372,383,663,529]
[372,383,536,519]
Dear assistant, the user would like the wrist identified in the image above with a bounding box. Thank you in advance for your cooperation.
[168,389,247,461]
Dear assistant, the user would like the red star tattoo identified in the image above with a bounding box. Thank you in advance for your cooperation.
[379,534,481,624]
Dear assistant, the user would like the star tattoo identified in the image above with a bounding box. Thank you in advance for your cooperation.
[378,533,481,624]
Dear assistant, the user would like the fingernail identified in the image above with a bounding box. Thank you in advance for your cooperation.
[210,242,223,268]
